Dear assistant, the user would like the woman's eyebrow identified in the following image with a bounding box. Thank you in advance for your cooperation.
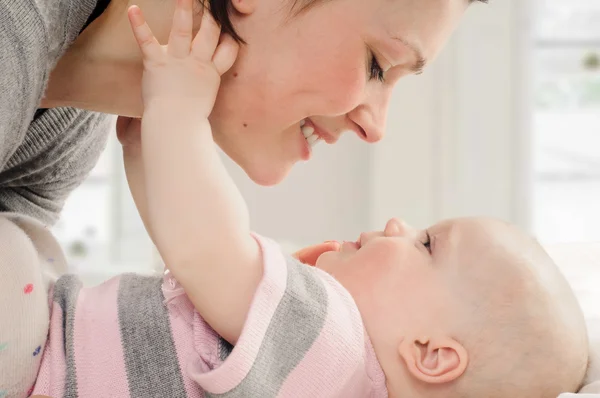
[392,36,427,74]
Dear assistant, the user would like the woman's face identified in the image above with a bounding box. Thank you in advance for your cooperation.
[209,0,468,186]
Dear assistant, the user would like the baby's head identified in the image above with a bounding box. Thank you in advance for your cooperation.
[316,217,589,397]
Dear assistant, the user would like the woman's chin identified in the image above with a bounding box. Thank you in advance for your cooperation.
[245,162,292,186]
[217,136,297,186]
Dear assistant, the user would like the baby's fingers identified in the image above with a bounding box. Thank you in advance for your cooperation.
[212,34,239,76]
[128,6,162,60]
[293,241,340,266]
[191,9,221,62]
[167,0,194,58]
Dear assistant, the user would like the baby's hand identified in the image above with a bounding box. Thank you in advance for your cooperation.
[127,0,239,117]
[116,117,141,149]
[294,241,341,266]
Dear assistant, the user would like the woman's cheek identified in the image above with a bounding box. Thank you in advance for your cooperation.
[322,63,366,115]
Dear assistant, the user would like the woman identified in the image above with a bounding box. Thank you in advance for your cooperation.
[0,0,473,226]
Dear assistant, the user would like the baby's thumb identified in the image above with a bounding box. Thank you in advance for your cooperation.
[116,116,142,148]
[213,34,239,76]
[293,241,340,266]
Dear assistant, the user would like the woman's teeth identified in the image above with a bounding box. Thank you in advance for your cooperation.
[301,120,320,148]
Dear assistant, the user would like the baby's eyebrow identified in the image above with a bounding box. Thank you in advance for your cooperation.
[430,225,457,250]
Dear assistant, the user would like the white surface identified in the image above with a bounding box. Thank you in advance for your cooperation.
[533,111,600,243]
[222,134,372,244]
[535,0,600,40]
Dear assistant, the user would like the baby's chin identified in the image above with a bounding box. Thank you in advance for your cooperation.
[315,251,358,282]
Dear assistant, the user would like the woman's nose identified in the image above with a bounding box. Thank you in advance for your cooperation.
[347,87,391,143]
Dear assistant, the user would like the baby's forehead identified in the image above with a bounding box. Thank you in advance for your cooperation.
[431,218,528,263]
[432,217,515,241]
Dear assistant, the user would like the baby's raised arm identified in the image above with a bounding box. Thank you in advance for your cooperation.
[127,0,260,344]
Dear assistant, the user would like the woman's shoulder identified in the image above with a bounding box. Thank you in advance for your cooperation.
[9,0,98,61]
[0,0,100,165]
[0,0,98,81]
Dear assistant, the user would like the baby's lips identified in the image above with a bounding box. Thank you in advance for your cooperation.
[340,240,360,251]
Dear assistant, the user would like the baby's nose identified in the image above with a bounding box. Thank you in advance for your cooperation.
[384,218,416,238]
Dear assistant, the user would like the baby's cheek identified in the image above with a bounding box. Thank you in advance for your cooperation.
[349,256,390,289]
[371,240,407,266]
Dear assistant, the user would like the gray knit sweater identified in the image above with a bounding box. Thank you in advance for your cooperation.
[0,0,111,225]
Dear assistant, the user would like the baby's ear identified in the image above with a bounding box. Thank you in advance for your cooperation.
[398,336,468,384]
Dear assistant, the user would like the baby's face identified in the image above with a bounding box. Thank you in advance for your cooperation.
[317,217,588,397]
[315,217,497,329]
[315,218,516,384]
[316,217,443,325]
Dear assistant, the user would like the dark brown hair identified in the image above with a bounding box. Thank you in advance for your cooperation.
[203,0,327,43]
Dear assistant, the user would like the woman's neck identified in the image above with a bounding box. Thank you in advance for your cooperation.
[42,0,174,117]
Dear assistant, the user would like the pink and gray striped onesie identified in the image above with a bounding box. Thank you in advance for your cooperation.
[0,214,388,398]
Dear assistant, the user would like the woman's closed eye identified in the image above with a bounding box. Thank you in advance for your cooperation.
[368,53,385,82]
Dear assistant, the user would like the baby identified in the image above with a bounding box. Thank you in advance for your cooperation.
[0,1,589,397]
[0,215,590,397]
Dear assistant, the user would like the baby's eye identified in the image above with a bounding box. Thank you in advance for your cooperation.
[421,231,432,254]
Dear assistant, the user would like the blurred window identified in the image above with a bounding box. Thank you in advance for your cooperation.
[53,122,157,283]
[532,0,600,243]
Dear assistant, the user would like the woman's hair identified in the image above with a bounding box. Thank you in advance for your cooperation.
[203,0,323,43]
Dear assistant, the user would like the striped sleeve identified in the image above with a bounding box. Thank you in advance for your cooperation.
[189,235,388,398]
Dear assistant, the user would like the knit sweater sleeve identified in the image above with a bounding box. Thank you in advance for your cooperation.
[0,0,47,168]
[0,0,108,224]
